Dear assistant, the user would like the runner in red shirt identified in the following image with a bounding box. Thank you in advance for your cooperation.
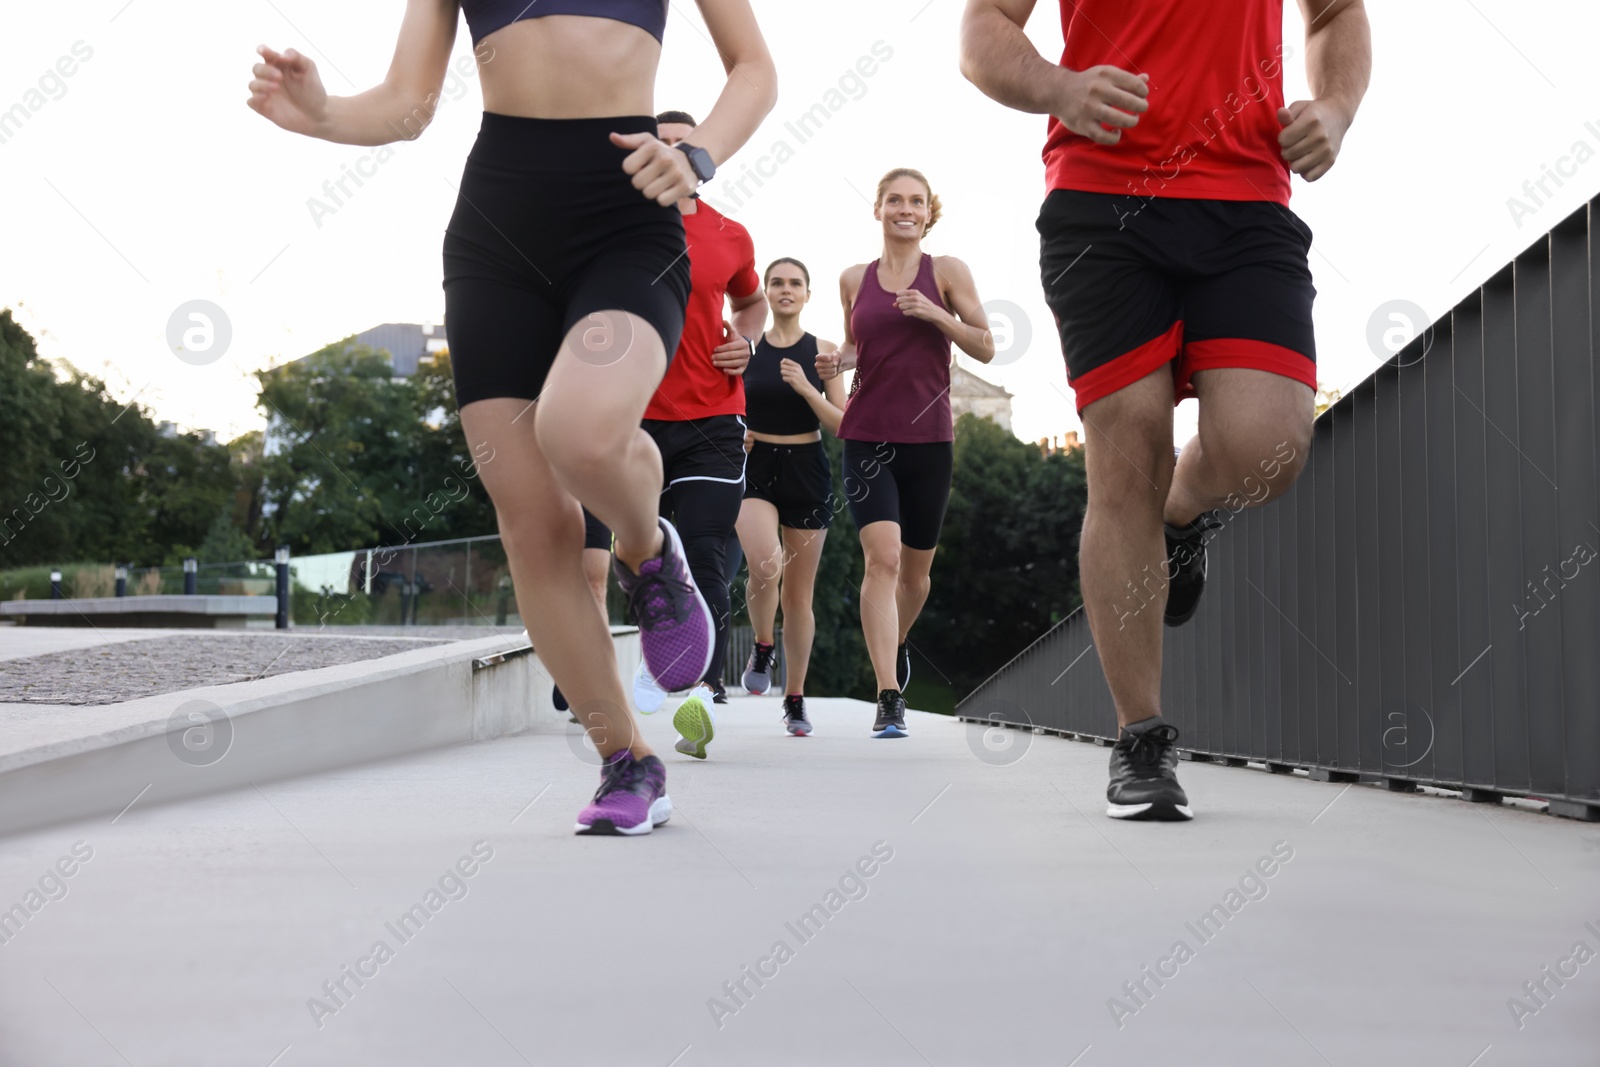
[960,0,1370,820]
[640,110,767,757]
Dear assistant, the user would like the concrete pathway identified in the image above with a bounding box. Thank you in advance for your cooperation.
[0,697,1593,1066]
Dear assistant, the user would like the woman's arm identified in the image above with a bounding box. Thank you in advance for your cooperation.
[683,0,779,169]
[248,0,460,145]
[616,0,778,206]
[779,341,846,434]
[893,257,995,363]
[816,265,865,380]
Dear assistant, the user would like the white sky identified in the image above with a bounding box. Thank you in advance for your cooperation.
[2,1,1597,448]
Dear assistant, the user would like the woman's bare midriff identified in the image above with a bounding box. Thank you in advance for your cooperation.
[750,430,823,446]
[475,16,661,118]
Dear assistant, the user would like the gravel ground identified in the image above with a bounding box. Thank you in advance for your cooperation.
[0,634,449,705]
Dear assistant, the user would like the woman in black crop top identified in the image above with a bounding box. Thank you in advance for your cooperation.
[734,258,846,735]
[247,3,775,837]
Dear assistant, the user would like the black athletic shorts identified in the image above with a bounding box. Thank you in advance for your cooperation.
[581,507,612,552]
[841,440,953,551]
[444,114,692,406]
[1037,189,1317,413]
[744,440,833,530]
[643,414,748,488]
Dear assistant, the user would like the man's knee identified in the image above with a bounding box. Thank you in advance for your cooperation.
[1210,420,1311,506]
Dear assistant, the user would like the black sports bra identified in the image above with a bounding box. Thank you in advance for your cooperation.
[460,0,668,46]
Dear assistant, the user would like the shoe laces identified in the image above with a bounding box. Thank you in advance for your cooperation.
[783,694,805,718]
[627,567,690,630]
[1118,723,1179,778]
[593,752,646,802]
[751,644,775,673]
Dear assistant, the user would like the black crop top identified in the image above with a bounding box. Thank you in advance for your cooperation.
[744,333,827,435]
[460,0,668,46]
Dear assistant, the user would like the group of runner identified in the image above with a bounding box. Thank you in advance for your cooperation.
[247,0,1370,834]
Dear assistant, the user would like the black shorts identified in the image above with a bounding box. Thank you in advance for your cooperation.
[444,114,692,406]
[643,415,747,488]
[744,440,834,530]
[841,441,953,551]
[1037,189,1317,413]
[581,508,612,552]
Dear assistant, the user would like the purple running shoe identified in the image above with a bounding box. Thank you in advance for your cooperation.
[612,517,714,693]
[575,749,671,836]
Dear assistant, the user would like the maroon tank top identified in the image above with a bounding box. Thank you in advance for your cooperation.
[837,254,954,443]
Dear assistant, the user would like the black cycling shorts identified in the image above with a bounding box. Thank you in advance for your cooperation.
[444,113,692,406]
[841,440,953,551]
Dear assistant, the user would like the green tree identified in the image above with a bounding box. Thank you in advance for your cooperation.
[912,414,1087,704]
[254,342,495,555]
[0,309,237,568]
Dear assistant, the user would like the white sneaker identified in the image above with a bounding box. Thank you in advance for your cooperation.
[633,660,667,714]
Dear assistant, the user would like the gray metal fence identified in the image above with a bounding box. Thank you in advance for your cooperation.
[958,195,1600,821]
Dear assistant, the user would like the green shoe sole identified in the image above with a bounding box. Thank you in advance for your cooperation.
[673,697,715,759]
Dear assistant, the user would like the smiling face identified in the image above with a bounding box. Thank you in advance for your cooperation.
[766,264,810,318]
[875,176,930,242]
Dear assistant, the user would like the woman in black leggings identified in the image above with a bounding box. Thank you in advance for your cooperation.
[248,1,775,835]
[825,168,995,738]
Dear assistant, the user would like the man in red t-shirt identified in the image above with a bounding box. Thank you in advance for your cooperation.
[638,110,767,738]
[960,0,1369,820]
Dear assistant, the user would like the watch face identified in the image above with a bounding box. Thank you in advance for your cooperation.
[687,146,714,182]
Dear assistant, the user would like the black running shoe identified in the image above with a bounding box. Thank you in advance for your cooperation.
[872,688,907,739]
[896,642,911,689]
[706,678,728,705]
[553,684,578,724]
[1163,511,1224,627]
[782,694,812,736]
[743,642,776,695]
[1106,718,1193,820]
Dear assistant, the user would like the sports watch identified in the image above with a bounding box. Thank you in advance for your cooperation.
[676,142,716,184]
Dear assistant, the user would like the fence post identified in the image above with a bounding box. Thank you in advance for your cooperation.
[183,557,197,595]
[114,565,127,598]
[495,574,511,626]
[49,570,62,600]
[274,546,290,630]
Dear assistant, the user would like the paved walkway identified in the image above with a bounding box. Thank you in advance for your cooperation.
[0,697,1594,1066]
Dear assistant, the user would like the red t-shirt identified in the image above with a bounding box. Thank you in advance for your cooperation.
[644,202,760,421]
[1043,0,1292,204]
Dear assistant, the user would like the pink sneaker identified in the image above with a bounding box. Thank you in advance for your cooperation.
[575,749,671,836]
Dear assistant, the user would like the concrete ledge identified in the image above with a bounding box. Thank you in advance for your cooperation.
[0,626,641,838]
[2,596,279,628]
